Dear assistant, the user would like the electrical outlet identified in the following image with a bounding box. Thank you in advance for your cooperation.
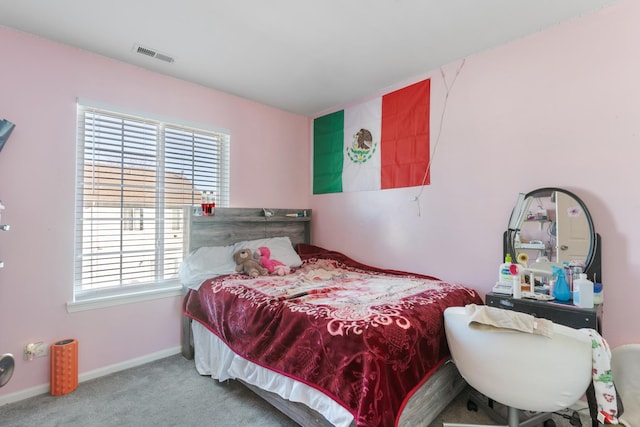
[35,343,48,358]
[24,342,48,360]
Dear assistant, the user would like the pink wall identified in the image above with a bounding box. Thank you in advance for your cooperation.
[0,28,310,397]
[311,0,639,349]
[3,0,640,401]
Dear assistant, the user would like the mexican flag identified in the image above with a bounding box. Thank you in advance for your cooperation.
[313,78,430,194]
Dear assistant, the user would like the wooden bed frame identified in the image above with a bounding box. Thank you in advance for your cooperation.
[180,207,465,427]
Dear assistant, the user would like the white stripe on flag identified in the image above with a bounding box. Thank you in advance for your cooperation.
[342,97,382,192]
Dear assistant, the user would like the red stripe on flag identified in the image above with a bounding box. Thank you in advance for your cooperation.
[380,79,430,189]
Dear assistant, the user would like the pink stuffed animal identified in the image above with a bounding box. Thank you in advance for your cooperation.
[255,246,291,276]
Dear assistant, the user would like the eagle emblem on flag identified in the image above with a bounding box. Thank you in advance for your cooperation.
[347,128,377,164]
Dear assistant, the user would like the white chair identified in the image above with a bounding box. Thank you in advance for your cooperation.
[611,344,640,427]
[443,306,593,427]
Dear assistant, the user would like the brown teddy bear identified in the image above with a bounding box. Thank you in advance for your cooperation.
[233,248,268,277]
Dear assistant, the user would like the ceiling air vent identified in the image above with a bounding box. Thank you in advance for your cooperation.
[133,44,175,63]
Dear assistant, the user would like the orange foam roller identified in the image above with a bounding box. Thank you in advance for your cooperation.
[50,339,78,396]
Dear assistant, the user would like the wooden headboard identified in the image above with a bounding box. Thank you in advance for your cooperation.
[183,207,312,255]
[181,207,311,359]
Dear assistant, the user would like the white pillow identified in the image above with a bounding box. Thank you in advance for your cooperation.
[234,236,302,268]
[178,244,237,290]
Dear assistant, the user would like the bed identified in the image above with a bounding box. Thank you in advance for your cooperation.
[180,207,482,427]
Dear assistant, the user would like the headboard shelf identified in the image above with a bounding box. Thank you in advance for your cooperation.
[183,207,312,255]
[190,214,311,224]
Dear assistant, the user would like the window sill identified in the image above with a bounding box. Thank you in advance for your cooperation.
[67,284,183,313]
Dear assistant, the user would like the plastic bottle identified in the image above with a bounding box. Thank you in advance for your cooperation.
[512,265,522,299]
[498,254,513,286]
[552,265,571,302]
[209,192,216,216]
[573,273,594,308]
[200,191,208,215]
[593,282,603,305]
[563,262,573,292]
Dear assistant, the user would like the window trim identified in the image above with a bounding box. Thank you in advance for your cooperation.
[72,98,229,309]
[77,98,230,136]
[67,282,183,313]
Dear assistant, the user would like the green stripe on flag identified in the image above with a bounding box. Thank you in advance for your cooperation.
[313,110,344,194]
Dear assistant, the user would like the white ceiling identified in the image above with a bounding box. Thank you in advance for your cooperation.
[0,0,621,117]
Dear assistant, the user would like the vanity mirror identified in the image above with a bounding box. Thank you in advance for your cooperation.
[504,187,601,283]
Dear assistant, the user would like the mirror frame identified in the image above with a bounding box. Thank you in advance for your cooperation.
[503,187,601,282]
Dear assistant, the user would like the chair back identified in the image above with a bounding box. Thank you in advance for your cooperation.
[444,306,592,412]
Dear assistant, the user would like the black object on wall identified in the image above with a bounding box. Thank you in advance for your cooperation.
[0,119,16,152]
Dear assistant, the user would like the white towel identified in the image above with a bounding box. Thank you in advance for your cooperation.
[465,304,553,338]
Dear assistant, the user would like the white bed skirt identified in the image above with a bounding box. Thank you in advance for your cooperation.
[192,321,353,427]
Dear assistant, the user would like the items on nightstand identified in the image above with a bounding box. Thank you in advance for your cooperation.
[521,292,554,301]
[593,282,603,305]
[511,263,522,299]
[516,252,529,268]
[495,255,561,297]
[494,254,516,295]
[552,265,571,302]
[492,282,513,295]
[573,274,594,309]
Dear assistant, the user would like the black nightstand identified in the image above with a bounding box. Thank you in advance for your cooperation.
[485,292,602,332]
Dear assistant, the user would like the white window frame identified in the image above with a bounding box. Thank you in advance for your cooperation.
[69,99,230,312]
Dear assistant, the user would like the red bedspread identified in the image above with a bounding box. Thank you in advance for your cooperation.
[183,244,482,427]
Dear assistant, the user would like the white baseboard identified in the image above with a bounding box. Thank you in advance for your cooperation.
[0,346,181,406]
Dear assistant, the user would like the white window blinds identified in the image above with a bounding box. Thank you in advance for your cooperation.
[74,103,230,301]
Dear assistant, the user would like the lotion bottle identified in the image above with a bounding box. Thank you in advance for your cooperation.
[499,254,513,287]
[512,265,522,299]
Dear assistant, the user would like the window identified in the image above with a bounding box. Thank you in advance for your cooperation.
[73,100,230,307]
[123,207,143,231]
